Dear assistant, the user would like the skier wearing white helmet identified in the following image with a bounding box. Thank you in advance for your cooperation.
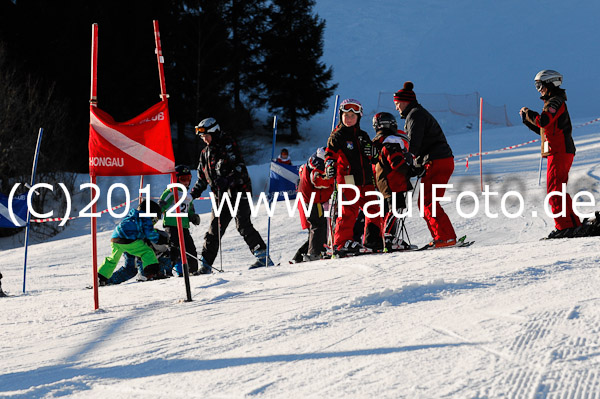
[520,70,581,239]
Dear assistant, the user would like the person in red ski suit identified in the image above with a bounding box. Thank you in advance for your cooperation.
[520,69,581,238]
[394,81,457,248]
[276,148,292,165]
[371,112,414,250]
[293,147,334,262]
[325,98,383,255]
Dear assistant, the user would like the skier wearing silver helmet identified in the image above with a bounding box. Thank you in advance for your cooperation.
[190,117,274,269]
[520,70,581,239]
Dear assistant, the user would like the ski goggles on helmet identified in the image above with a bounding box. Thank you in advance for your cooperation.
[535,81,544,92]
[195,126,209,135]
[339,102,362,115]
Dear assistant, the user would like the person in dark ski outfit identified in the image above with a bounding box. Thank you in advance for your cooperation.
[394,81,457,248]
[293,147,334,262]
[158,165,205,274]
[98,200,168,285]
[520,69,581,238]
[325,98,383,255]
[371,112,414,250]
[190,117,273,269]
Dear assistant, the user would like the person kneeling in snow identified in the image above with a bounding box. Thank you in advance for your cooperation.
[293,147,334,262]
[97,200,168,286]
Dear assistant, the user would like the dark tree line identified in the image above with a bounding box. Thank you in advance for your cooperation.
[0,0,336,191]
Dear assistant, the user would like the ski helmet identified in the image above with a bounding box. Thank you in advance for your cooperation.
[339,98,363,116]
[372,112,398,131]
[534,69,562,91]
[138,199,162,216]
[175,164,192,177]
[195,117,220,135]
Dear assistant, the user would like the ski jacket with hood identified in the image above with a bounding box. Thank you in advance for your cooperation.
[522,89,575,157]
[325,124,376,187]
[400,101,453,164]
[190,131,252,198]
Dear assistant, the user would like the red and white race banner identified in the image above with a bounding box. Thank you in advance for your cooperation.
[89,101,175,176]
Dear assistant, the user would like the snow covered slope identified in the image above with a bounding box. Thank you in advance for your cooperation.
[2,121,600,398]
[4,0,600,397]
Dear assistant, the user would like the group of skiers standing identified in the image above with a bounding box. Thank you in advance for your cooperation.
[295,69,584,261]
[295,81,460,261]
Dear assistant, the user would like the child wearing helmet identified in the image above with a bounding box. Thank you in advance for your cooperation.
[371,112,414,250]
[324,98,383,255]
[97,200,169,285]
[520,70,581,238]
[158,165,205,275]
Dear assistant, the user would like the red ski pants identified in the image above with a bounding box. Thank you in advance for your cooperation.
[419,157,456,241]
[333,184,382,248]
[547,153,581,230]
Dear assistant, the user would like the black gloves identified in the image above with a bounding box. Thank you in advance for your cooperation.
[189,213,200,226]
[325,159,336,179]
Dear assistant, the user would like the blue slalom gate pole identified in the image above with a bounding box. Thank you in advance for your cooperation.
[266,116,277,266]
[23,127,44,293]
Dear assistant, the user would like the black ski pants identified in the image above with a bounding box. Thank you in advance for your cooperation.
[166,226,198,273]
[201,191,266,266]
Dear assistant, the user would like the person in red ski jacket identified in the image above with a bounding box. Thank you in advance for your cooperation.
[292,147,335,262]
[394,81,457,248]
[371,112,414,250]
[520,69,581,238]
[325,98,383,255]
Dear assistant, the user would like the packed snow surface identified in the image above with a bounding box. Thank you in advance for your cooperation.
[4,0,600,397]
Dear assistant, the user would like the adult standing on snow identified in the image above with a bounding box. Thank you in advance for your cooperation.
[325,98,383,255]
[190,117,274,269]
[520,70,581,238]
[393,81,457,248]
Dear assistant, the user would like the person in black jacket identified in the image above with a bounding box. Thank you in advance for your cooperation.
[190,117,273,269]
[520,70,581,238]
[325,99,383,255]
[394,81,457,248]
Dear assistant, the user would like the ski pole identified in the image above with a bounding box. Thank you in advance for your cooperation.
[217,187,224,272]
[185,250,224,273]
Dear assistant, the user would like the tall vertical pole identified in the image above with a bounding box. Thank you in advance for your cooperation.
[154,20,191,301]
[328,95,340,251]
[22,128,44,293]
[479,97,483,192]
[266,116,277,266]
[90,23,99,310]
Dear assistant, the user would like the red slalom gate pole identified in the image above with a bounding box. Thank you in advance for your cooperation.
[479,97,483,192]
[90,23,99,310]
[154,20,192,302]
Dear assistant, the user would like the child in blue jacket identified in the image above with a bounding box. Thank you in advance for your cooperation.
[98,200,168,285]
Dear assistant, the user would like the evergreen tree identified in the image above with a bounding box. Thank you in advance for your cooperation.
[256,0,337,140]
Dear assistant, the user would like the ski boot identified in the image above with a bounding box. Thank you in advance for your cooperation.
[194,256,212,275]
[249,248,275,269]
